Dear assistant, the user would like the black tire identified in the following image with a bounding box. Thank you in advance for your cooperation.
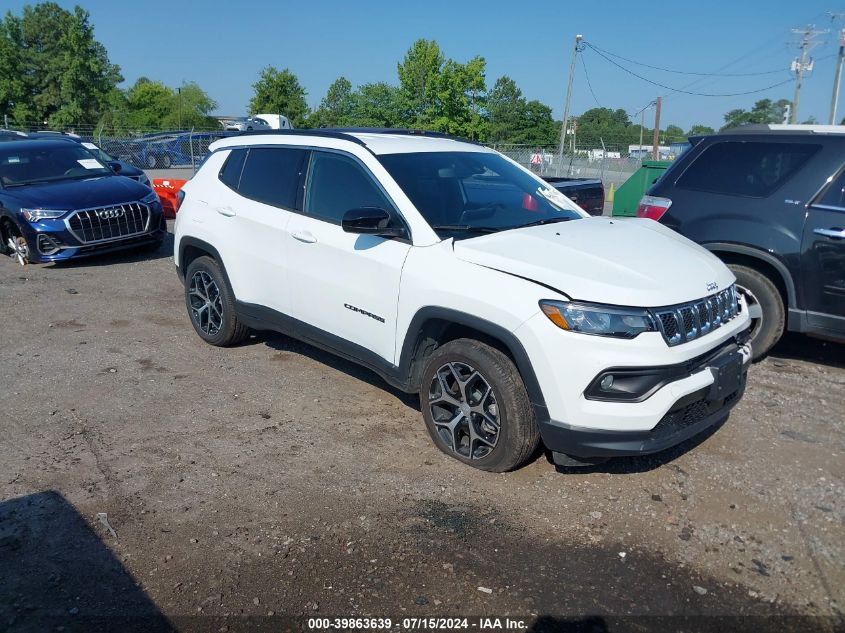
[184,255,249,346]
[162,155,172,168]
[145,154,158,169]
[728,264,785,360]
[419,338,540,472]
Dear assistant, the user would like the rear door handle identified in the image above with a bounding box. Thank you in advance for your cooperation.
[814,227,845,239]
[216,206,236,217]
[292,230,317,244]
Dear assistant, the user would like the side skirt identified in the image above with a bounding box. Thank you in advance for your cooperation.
[235,301,413,393]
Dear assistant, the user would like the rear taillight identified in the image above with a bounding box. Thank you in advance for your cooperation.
[636,195,672,221]
[175,189,185,213]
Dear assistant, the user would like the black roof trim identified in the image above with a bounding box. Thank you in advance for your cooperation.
[235,127,481,147]
[717,124,844,136]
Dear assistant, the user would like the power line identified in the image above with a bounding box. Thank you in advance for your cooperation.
[584,43,795,97]
[585,41,789,77]
[579,54,602,108]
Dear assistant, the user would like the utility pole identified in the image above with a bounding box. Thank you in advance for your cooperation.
[558,34,583,175]
[831,26,845,124]
[790,26,828,123]
[651,96,662,160]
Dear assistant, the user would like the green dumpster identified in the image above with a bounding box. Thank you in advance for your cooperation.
[612,160,671,217]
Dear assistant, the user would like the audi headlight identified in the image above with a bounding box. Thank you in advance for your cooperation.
[141,192,159,204]
[539,300,656,339]
[21,208,67,222]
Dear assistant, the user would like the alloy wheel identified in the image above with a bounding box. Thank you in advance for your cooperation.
[188,270,224,336]
[737,284,763,342]
[7,235,28,266]
[428,361,500,460]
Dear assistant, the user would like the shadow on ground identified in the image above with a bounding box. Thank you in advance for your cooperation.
[0,491,172,632]
[767,332,845,370]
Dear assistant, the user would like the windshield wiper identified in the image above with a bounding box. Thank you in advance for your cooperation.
[430,224,500,234]
[517,217,573,229]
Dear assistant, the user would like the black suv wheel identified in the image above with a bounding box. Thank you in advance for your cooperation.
[728,264,785,359]
[184,256,249,346]
[420,338,540,472]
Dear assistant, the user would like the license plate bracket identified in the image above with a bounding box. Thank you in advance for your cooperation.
[709,352,743,400]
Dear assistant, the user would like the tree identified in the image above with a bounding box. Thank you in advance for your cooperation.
[308,77,355,128]
[722,98,790,129]
[664,124,685,141]
[487,76,525,143]
[687,124,715,136]
[249,66,308,127]
[429,56,488,139]
[396,39,444,126]
[0,2,122,126]
[352,82,403,128]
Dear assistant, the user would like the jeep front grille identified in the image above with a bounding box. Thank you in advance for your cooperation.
[67,202,151,244]
[654,286,739,346]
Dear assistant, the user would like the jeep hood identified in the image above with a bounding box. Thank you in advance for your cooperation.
[452,217,735,307]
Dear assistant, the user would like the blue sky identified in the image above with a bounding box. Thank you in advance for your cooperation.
[7,0,845,129]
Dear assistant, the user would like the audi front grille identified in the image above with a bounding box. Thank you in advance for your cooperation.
[67,202,151,245]
[654,286,740,346]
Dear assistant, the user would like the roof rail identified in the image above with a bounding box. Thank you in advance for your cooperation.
[235,127,482,147]
[718,123,845,135]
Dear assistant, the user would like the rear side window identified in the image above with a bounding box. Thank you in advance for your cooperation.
[676,141,820,198]
[219,149,246,189]
[815,168,845,209]
[304,152,392,224]
[236,147,305,209]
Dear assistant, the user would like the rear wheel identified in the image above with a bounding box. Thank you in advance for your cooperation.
[162,155,173,168]
[184,256,249,346]
[728,264,785,360]
[420,339,539,472]
[145,154,158,169]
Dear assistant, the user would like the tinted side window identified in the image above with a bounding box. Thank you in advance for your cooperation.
[676,141,820,198]
[238,147,305,209]
[816,168,845,209]
[304,152,392,224]
[219,149,246,189]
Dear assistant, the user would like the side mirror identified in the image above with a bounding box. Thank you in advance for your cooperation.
[341,207,405,238]
[108,161,122,173]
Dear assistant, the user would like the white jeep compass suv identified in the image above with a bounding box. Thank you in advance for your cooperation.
[174,129,752,472]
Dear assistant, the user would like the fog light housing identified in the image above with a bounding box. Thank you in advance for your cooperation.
[585,367,679,402]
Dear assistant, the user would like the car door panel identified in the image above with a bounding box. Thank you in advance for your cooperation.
[286,151,410,363]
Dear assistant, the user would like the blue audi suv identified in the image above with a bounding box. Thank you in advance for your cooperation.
[0,138,166,264]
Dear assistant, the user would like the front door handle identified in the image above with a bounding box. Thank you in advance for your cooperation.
[216,206,236,217]
[292,230,317,244]
[814,227,845,239]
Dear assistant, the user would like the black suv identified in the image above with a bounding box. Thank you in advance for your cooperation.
[638,125,844,358]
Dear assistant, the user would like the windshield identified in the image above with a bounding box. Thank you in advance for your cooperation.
[82,142,114,163]
[378,151,583,237]
[0,144,112,187]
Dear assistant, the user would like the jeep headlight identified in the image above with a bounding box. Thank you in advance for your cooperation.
[539,300,656,339]
[21,208,66,222]
[141,192,159,204]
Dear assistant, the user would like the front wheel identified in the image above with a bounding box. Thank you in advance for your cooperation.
[728,264,785,360]
[420,339,540,472]
[184,256,249,346]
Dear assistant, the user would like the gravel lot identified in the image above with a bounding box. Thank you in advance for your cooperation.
[1,224,843,632]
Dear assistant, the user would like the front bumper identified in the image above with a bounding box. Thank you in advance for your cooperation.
[542,346,749,459]
[15,201,167,263]
[515,298,752,458]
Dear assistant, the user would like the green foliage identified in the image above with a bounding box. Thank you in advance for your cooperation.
[351,82,403,128]
[396,39,444,126]
[722,98,790,129]
[486,76,556,145]
[429,57,487,139]
[664,124,685,141]
[308,77,355,128]
[97,78,218,134]
[0,2,121,126]
[687,124,715,136]
[249,66,308,127]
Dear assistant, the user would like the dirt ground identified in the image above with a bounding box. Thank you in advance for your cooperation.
[1,225,843,633]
